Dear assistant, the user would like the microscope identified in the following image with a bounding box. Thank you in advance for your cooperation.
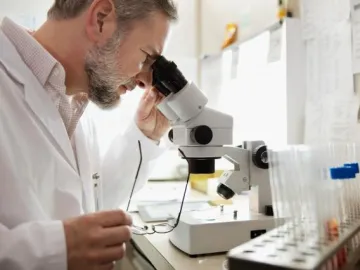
[151,56,283,256]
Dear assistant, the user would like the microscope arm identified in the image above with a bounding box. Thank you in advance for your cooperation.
[219,147,252,197]
[179,142,271,215]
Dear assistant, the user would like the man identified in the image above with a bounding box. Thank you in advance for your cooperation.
[0,0,177,269]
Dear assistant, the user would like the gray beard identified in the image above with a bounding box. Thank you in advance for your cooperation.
[85,65,121,109]
[84,33,135,109]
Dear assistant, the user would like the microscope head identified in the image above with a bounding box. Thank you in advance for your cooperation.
[151,56,233,175]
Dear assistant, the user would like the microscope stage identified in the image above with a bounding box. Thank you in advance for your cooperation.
[168,206,282,256]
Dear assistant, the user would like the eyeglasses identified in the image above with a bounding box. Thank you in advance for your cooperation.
[131,222,177,235]
[126,140,190,235]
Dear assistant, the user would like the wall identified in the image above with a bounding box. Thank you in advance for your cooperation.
[164,0,199,58]
[162,0,200,84]
[285,18,306,144]
[0,0,52,27]
[0,0,52,15]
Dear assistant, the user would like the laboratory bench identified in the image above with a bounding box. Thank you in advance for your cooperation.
[115,181,248,270]
[129,213,227,270]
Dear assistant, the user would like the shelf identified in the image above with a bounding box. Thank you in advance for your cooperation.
[201,20,282,63]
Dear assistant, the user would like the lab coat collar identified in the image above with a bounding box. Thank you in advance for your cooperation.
[0,29,78,173]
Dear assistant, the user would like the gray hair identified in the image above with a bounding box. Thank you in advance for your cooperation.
[48,0,178,25]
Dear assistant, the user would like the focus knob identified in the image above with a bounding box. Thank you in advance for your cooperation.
[191,125,213,145]
[252,145,269,169]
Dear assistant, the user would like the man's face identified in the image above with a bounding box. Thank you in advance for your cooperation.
[84,12,170,109]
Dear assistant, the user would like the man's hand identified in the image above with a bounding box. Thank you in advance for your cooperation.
[63,210,132,270]
[136,88,170,142]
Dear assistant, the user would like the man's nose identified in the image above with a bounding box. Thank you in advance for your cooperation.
[135,70,153,89]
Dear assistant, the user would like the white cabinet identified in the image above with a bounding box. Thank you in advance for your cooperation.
[200,0,278,56]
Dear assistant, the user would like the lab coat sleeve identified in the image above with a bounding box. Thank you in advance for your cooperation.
[0,221,66,270]
[101,120,166,210]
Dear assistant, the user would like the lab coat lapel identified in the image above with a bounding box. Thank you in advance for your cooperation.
[74,116,102,213]
[74,123,96,213]
[0,31,78,173]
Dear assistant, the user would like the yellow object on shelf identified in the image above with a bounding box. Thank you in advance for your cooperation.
[221,23,238,50]
[190,170,224,194]
[277,6,287,20]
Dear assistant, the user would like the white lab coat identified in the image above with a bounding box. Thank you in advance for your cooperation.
[0,28,164,269]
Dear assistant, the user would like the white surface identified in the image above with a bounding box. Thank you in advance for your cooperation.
[169,205,279,255]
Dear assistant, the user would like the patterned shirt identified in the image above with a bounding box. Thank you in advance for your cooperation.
[1,17,88,141]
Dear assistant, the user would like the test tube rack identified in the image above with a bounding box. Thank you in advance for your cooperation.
[227,219,360,270]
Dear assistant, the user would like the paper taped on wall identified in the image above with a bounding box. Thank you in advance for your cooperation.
[267,24,282,63]
[351,0,360,74]
[302,0,356,144]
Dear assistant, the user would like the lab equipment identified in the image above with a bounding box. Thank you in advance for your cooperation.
[150,56,283,255]
[151,56,270,200]
[165,141,283,256]
[227,143,360,270]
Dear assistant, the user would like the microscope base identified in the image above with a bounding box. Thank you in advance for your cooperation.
[168,206,284,256]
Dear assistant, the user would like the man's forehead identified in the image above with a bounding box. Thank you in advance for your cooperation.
[139,13,170,54]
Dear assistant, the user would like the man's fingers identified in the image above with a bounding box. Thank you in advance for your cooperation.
[96,210,132,227]
[155,92,166,106]
[99,244,127,264]
[101,226,132,247]
[99,263,116,270]
[137,88,159,119]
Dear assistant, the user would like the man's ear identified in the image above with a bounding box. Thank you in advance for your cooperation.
[84,0,117,43]
[97,11,107,32]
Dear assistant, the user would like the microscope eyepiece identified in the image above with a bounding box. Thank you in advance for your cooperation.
[151,55,188,96]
